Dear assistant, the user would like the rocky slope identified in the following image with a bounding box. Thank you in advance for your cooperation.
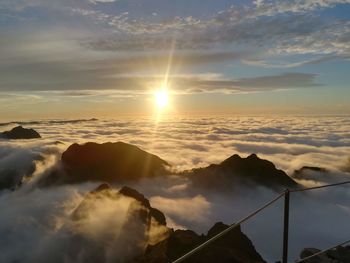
[132,221,266,263]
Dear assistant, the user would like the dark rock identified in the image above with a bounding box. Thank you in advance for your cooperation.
[132,221,266,263]
[91,182,110,193]
[41,142,170,186]
[294,166,328,176]
[292,166,336,183]
[1,126,41,139]
[73,184,167,227]
[119,186,167,226]
[343,157,350,173]
[149,208,167,227]
[120,186,151,208]
[188,153,297,190]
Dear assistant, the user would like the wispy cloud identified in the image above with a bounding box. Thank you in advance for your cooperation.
[0,0,349,92]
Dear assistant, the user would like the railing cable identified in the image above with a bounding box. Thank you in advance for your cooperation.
[171,180,350,263]
[290,180,350,193]
[171,191,286,263]
[294,239,350,263]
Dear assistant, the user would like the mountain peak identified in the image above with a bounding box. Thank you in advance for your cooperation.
[41,141,170,186]
[136,221,266,263]
[1,125,41,139]
[247,153,259,159]
[189,153,297,190]
[207,221,241,238]
[119,186,151,208]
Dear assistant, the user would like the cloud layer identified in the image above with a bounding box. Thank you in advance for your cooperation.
[0,116,349,261]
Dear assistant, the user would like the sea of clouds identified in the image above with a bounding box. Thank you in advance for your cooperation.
[0,116,349,262]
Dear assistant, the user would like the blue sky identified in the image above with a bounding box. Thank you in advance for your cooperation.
[0,0,350,118]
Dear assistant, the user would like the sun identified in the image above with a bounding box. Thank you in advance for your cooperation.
[154,88,169,110]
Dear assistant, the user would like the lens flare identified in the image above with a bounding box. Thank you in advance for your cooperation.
[154,89,169,110]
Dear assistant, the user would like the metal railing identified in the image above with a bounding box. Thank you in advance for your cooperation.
[172,192,286,263]
[295,239,350,263]
[171,180,350,263]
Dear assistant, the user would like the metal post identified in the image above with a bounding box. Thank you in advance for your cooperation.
[282,189,290,263]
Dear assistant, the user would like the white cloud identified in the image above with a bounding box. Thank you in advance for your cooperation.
[150,195,211,223]
[0,116,350,261]
[254,0,350,15]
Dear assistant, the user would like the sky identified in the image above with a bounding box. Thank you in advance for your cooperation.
[1,0,350,119]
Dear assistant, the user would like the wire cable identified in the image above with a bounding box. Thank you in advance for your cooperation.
[290,180,350,193]
[294,239,350,263]
[171,180,350,263]
[171,191,286,263]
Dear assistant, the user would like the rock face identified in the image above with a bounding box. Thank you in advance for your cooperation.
[188,153,297,190]
[73,184,167,227]
[299,246,350,263]
[42,142,170,185]
[119,186,167,226]
[1,126,41,139]
[132,222,266,263]
[67,184,170,263]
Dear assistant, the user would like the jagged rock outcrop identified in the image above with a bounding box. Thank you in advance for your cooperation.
[188,153,297,190]
[119,186,167,226]
[65,184,267,263]
[132,222,266,263]
[0,126,41,139]
[41,142,170,185]
[299,246,350,263]
[67,184,170,263]
[73,184,167,227]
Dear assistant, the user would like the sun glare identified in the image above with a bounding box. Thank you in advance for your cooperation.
[154,88,169,110]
